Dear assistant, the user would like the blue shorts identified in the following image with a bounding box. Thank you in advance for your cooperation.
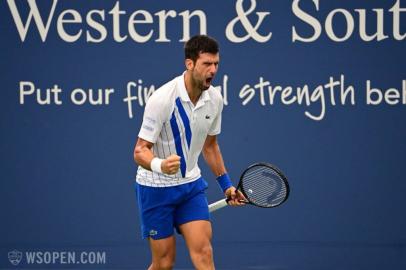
[134,178,210,240]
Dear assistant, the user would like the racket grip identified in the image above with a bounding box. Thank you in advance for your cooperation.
[208,198,228,213]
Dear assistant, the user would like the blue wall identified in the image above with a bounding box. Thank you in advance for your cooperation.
[1,0,405,269]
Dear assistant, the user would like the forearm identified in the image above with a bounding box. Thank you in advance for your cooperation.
[134,138,180,174]
[203,141,227,177]
[134,142,154,171]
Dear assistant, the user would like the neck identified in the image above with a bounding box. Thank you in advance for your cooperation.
[184,71,202,105]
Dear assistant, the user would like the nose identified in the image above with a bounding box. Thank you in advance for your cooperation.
[209,63,217,75]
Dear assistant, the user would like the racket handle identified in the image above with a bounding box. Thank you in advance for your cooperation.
[208,198,228,213]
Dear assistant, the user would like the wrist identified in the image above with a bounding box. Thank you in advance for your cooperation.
[150,157,163,173]
[216,173,233,193]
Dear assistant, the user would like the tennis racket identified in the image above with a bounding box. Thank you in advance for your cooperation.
[209,163,289,213]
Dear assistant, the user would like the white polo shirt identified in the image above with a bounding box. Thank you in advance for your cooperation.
[136,72,224,187]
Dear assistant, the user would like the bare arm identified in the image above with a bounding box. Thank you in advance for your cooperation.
[202,135,226,176]
[203,135,246,205]
[134,137,180,175]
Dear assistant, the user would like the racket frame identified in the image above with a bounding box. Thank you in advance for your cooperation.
[236,162,290,208]
[208,162,290,213]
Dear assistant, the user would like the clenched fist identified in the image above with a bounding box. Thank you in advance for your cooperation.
[161,154,181,175]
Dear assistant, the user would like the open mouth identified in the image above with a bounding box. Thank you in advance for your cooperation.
[205,77,213,85]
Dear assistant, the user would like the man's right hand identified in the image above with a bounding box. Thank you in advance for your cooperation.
[161,154,181,174]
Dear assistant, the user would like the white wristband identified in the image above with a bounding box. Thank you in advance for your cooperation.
[150,157,163,173]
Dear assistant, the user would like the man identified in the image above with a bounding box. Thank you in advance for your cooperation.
[133,35,245,270]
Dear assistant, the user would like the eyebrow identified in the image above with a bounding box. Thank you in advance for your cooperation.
[203,61,219,65]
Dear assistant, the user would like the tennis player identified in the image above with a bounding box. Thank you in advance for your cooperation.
[133,35,245,270]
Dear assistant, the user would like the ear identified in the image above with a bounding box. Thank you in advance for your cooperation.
[185,59,194,71]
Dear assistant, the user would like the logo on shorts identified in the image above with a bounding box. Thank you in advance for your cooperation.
[8,250,22,266]
[205,115,210,119]
[149,230,158,236]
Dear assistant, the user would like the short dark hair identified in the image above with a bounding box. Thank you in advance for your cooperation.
[184,35,219,62]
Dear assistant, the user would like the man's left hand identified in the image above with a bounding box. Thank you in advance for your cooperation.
[225,187,247,206]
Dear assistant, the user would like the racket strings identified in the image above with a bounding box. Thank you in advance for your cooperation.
[241,166,288,207]
[244,171,286,202]
[244,170,286,206]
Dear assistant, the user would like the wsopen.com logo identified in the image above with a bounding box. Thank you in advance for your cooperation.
[7,249,106,266]
[8,250,22,266]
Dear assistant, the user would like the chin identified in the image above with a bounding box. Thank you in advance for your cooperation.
[199,83,209,91]
[203,82,212,90]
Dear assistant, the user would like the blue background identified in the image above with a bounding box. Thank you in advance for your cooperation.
[1,0,405,269]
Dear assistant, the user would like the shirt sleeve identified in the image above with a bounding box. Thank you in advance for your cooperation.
[208,97,223,136]
[138,94,168,143]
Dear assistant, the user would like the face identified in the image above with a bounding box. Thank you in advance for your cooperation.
[186,52,219,91]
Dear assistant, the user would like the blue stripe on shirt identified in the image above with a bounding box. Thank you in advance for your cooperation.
[175,97,192,149]
[170,110,186,177]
